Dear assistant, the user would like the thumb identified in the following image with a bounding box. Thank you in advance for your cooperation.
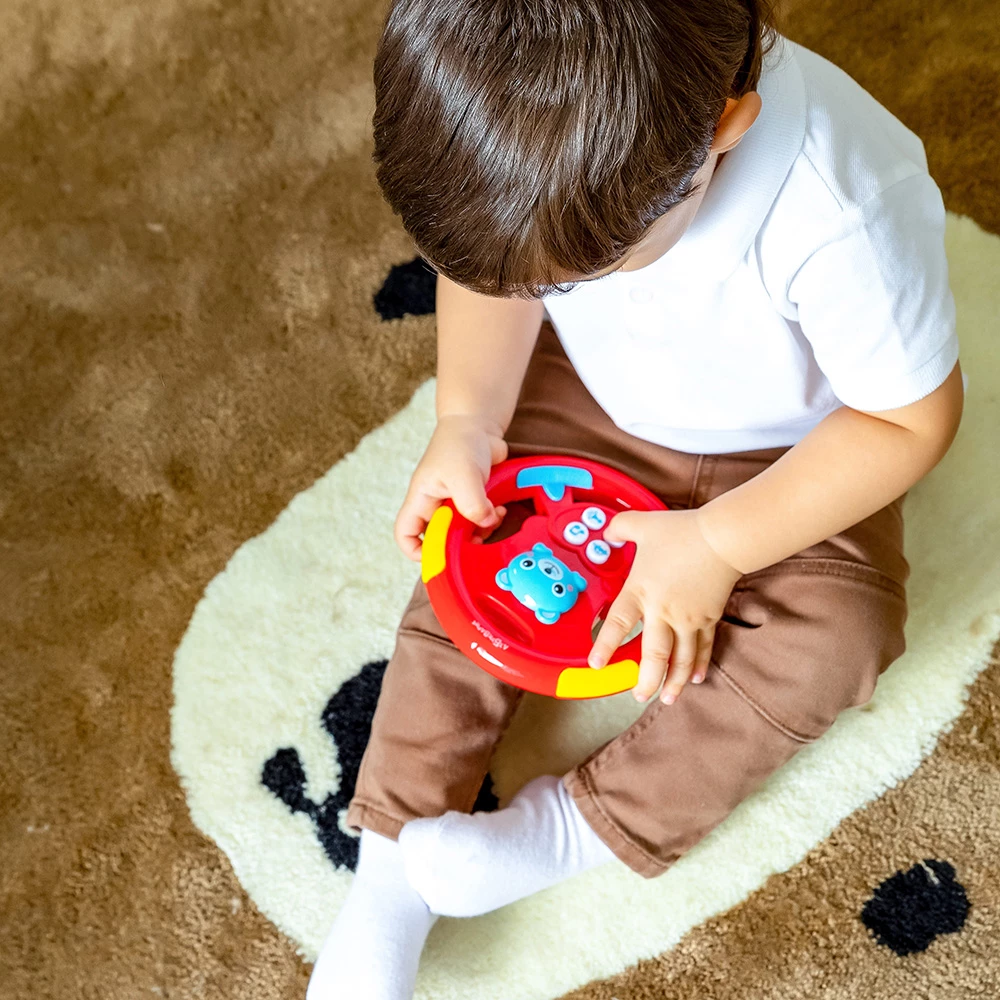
[604,510,645,545]
[450,468,497,527]
[489,435,509,467]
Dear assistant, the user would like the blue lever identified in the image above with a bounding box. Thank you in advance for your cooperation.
[516,464,593,502]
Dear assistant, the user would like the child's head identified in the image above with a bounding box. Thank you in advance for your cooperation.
[372,0,775,298]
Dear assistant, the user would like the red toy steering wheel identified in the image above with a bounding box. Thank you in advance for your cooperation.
[421,456,668,699]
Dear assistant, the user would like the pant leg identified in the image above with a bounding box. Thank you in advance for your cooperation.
[345,578,525,839]
[563,455,910,878]
[346,321,704,838]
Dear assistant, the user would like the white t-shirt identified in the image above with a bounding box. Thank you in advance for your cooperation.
[540,36,959,455]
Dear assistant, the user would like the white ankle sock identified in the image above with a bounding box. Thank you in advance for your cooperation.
[306,828,437,1000]
[396,774,617,917]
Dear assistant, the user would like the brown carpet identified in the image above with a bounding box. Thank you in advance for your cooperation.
[1,0,997,997]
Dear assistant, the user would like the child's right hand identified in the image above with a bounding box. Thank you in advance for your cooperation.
[394,414,509,561]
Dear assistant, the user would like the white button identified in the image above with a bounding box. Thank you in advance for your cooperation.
[629,287,654,303]
[586,540,611,564]
[607,538,625,549]
[581,506,607,530]
[563,521,589,545]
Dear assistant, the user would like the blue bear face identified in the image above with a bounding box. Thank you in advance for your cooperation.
[495,543,588,624]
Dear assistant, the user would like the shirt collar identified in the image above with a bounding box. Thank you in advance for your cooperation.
[656,36,807,282]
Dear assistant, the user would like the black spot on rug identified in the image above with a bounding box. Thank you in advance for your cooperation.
[861,859,970,955]
[261,658,498,871]
[373,258,437,320]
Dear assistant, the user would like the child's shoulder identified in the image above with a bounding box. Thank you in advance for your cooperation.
[783,38,930,217]
[752,41,949,308]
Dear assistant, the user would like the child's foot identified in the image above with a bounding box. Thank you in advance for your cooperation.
[397,774,617,917]
[307,828,436,1000]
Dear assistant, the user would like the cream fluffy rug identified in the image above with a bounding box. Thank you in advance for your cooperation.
[171,212,1000,999]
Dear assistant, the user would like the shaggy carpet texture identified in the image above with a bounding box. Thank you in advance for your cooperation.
[2,0,998,998]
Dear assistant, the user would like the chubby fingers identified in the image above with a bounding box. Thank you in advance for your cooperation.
[450,465,501,528]
[658,627,698,704]
[660,624,716,703]
[602,510,644,547]
[588,590,642,670]
[633,615,674,703]
[394,491,441,561]
[470,505,507,544]
[691,625,715,685]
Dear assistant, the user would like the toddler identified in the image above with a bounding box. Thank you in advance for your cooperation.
[308,1,964,996]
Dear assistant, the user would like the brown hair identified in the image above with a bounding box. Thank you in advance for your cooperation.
[372,0,776,298]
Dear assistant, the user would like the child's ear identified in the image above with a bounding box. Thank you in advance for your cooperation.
[710,92,762,154]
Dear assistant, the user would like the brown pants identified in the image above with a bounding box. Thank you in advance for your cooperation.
[345,322,909,878]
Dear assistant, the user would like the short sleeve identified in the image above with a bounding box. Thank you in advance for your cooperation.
[787,171,959,412]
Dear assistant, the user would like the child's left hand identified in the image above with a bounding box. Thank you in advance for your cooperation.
[588,509,743,704]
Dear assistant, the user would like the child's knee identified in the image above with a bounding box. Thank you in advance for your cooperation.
[712,563,907,742]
